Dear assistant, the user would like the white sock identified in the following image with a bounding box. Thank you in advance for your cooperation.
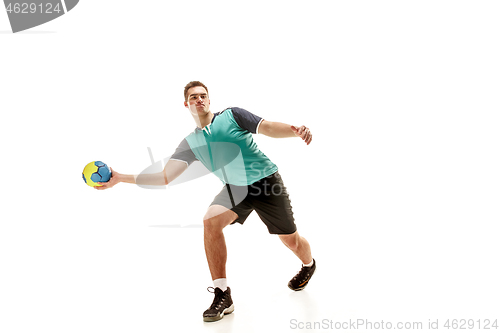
[213,278,227,291]
[303,259,314,267]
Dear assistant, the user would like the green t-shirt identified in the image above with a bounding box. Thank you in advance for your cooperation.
[170,107,278,186]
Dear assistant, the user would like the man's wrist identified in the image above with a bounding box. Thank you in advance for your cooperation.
[115,173,134,184]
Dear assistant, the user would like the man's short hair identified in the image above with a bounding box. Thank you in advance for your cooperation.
[184,81,209,101]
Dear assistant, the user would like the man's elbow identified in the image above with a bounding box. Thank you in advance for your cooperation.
[259,120,274,137]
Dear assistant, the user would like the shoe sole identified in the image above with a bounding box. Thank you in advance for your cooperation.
[203,304,234,322]
[288,281,309,291]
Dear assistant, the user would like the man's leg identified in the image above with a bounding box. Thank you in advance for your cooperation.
[279,231,313,265]
[203,205,238,281]
[279,231,316,291]
[248,171,316,290]
[202,205,238,322]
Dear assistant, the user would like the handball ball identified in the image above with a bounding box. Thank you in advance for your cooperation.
[82,161,111,187]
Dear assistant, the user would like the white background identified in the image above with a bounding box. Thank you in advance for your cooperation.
[1,1,499,332]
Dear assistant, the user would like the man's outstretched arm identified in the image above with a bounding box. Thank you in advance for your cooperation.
[95,159,188,190]
[258,120,312,145]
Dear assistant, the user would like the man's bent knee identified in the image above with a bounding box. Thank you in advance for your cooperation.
[203,205,238,230]
[279,231,300,251]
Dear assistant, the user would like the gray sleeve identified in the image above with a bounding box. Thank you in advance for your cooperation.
[170,138,197,165]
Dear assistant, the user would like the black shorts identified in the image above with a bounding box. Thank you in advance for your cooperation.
[210,171,297,235]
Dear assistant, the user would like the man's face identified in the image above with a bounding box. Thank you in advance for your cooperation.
[184,86,210,115]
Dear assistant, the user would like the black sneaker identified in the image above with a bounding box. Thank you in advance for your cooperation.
[288,259,316,291]
[203,287,234,322]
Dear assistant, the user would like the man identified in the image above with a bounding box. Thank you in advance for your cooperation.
[96,81,316,322]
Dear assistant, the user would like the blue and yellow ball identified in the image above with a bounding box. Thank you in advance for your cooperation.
[82,161,111,187]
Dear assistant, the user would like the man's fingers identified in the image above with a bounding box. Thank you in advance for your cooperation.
[302,129,312,145]
[94,183,107,190]
[306,134,312,145]
[292,125,308,134]
[301,129,309,139]
[293,125,312,144]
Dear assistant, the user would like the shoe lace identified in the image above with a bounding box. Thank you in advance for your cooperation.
[207,287,226,310]
[292,266,311,283]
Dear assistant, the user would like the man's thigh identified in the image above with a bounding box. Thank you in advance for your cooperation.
[210,184,254,225]
[204,204,238,227]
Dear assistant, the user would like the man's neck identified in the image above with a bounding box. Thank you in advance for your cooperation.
[195,111,214,129]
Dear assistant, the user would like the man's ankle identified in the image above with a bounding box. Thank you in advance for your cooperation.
[213,278,228,292]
